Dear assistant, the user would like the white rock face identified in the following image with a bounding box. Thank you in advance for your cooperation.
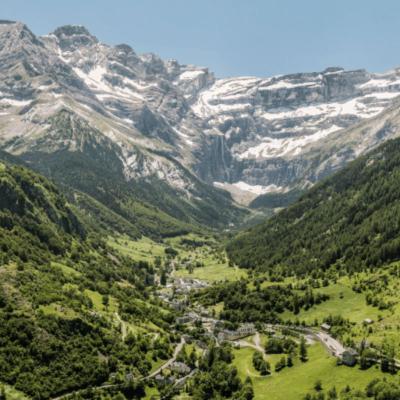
[192,69,400,163]
[2,21,400,206]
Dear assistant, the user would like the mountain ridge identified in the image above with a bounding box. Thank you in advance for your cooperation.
[1,20,400,219]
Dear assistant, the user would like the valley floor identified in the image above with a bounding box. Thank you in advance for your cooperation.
[4,232,400,400]
[106,234,400,399]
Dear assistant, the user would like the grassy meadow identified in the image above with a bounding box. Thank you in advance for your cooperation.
[232,342,390,400]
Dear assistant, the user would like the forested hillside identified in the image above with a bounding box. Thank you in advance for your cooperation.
[227,137,400,275]
[0,157,175,399]
[0,155,84,263]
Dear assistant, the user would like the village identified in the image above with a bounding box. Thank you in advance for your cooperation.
[150,275,370,390]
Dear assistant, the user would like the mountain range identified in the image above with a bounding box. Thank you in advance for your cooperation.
[4,18,400,400]
[2,20,400,228]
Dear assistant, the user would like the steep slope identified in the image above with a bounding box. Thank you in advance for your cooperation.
[1,20,400,216]
[0,21,245,229]
[196,69,400,203]
[227,137,400,275]
[16,109,242,234]
[0,154,175,399]
[0,154,84,262]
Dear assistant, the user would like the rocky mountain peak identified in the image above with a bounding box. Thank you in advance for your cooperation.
[0,20,43,55]
[323,66,345,73]
[1,21,400,210]
[52,24,98,50]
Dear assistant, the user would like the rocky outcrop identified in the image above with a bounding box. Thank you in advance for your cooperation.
[1,20,400,209]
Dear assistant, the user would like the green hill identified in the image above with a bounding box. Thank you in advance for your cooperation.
[0,157,175,399]
[0,156,84,263]
[227,137,400,275]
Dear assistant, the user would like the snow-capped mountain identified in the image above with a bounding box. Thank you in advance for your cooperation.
[2,20,400,213]
[190,68,400,202]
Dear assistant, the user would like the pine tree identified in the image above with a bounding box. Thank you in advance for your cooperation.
[328,386,337,400]
[287,354,293,367]
[160,269,167,286]
[300,336,308,362]
[314,380,322,391]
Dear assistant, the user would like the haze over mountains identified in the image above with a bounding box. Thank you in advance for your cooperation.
[2,19,400,219]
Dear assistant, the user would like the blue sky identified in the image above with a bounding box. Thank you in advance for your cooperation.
[3,0,400,78]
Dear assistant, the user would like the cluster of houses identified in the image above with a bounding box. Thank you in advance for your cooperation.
[170,277,209,294]
[154,361,192,388]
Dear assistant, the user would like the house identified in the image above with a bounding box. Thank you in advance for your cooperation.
[176,312,200,325]
[363,318,373,325]
[217,323,256,342]
[176,315,191,325]
[155,374,175,385]
[321,323,331,332]
[264,326,276,334]
[209,319,224,331]
[125,372,134,382]
[218,329,237,342]
[170,299,186,311]
[195,340,208,349]
[187,311,201,321]
[237,323,256,336]
[341,348,358,366]
[199,308,211,317]
[170,361,191,375]
[182,334,192,343]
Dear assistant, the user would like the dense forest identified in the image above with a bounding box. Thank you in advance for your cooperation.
[194,280,329,324]
[228,137,400,275]
[0,157,175,399]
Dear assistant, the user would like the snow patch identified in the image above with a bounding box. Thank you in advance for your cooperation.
[239,125,341,159]
[0,98,32,106]
[179,70,205,80]
[265,80,320,90]
[231,181,284,195]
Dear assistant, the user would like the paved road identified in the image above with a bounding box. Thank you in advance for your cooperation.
[265,323,346,357]
[314,330,345,356]
[147,336,185,379]
[253,331,263,352]
[236,332,265,354]
[174,368,198,388]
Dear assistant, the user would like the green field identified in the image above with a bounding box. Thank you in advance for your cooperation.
[174,263,247,282]
[51,261,82,278]
[144,385,159,400]
[109,233,247,283]
[281,278,387,325]
[108,236,166,263]
[39,303,77,319]
[84,289,118,313]
[232,342,390,400]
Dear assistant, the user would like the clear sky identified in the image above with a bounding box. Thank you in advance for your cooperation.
[3,0,400,78]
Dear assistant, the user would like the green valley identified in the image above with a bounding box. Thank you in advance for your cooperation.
[3,12,400,400]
